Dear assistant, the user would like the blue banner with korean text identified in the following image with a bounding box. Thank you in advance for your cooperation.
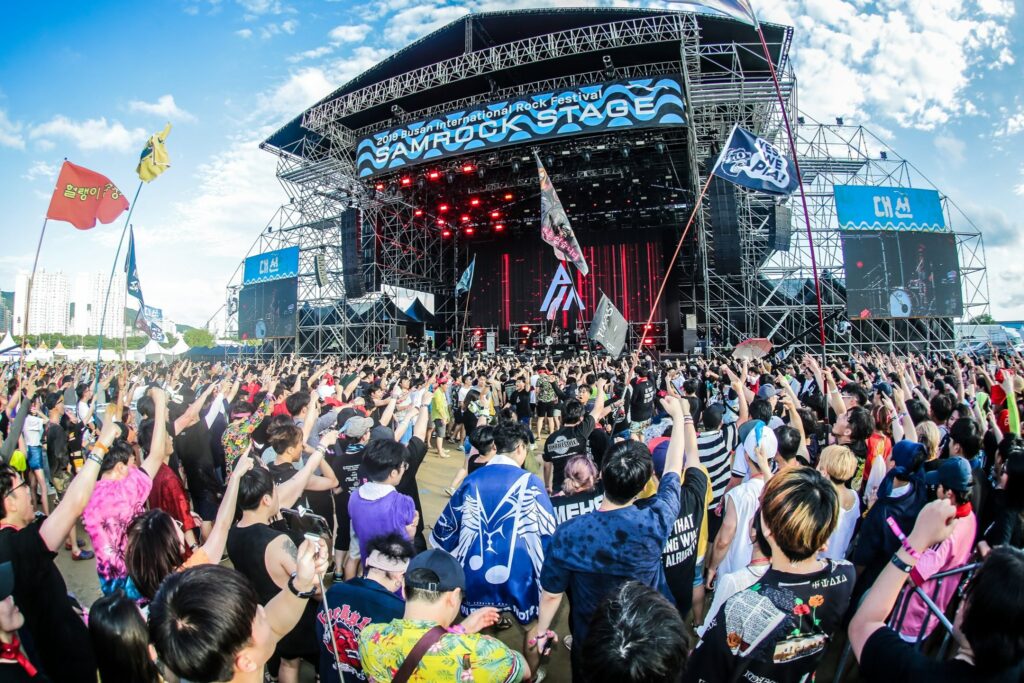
[834,186,945,232]
[243,246,300,285]
[356,75,687,178]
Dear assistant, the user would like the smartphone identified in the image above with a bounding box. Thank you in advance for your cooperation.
[280,506,331,539]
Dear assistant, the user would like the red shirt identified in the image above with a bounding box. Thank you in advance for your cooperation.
[148,464,197,531]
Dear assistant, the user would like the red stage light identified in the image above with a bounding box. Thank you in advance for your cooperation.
[438,204,449,213]
[469,197,481,207]
[504,193,513,201]
[494,224,505,232]
[462,163,476,173]
[490,210,501,219]
[643,338,654,345]
[460,214,471,223]
[375,182,385,191]
[465,227,475,235]
[441,229,452,238]
[400,176,412,187]
[413,208,424,217]
[427,170,441,180]
[644,324,652,331]
[521,325,531,333]
[436,218,446,226]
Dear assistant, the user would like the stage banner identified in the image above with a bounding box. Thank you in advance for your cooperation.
[356,75,687,177]
[243,246,300,285]
[834,186,945,232]
[589,293,628,357]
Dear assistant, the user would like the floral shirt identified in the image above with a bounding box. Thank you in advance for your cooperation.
[358,619,525,683]
[221,395,274,471]
[82,467,153,582]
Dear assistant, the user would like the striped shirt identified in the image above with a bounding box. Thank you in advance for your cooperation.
[696,423,738,507]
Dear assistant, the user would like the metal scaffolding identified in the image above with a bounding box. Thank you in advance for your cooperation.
[229,9,988,357]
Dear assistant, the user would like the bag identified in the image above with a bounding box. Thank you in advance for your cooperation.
[8,450,26,472]
[392,625,446,683]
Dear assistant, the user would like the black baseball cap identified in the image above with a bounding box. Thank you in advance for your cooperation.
[925,456,973,493]
[405,550,465,592]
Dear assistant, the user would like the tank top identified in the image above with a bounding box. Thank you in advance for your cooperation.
[226,522,284,603]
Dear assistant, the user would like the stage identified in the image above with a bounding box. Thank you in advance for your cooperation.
[229,7,988,357]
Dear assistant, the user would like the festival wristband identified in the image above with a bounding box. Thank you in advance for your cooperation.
[890,553,915,573]
[528,630,555,647]
[86,452,104,467]
[886,516,922,560]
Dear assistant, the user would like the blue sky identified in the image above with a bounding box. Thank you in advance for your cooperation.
[0,0,1021,328]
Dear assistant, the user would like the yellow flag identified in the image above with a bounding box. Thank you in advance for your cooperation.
[136,123,172,183]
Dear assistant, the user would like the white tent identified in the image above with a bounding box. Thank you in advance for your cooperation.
[169,337,190,356]
[135,339,172,363]
[0,332,20,360]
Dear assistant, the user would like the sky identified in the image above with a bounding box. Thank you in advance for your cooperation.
[0,0,1021,329]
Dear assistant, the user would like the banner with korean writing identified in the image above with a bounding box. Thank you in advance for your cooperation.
[46,161,129,230]
[243,246,300,285]
[834,186,945,232]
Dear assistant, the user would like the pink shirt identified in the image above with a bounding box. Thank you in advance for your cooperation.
[83,467,153,581]
[897,510,977,640]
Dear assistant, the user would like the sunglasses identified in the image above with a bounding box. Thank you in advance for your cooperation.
[4,481,28,498]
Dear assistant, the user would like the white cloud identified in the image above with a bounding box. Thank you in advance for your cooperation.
[235,28,253,38]
[34,139,55,151]
[934,131,966,166]
[328,23,371,44]
[0,109,25,149]
[127,94,197,123]
[236,0,287,15]
[287,45,334,63]
[994,105,1024,137]
[259,20,298,38]
[383,4,468,46]
[22,161,58,182]
[280,19,298,34]
[29,116,146,153]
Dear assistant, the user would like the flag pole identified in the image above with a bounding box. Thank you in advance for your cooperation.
[641,170,716,347]
[18,217,51,384]
[94,180,143,394]
[751,17,828,360]
[457,290,472,355]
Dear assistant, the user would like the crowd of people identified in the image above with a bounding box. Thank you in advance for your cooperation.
[0,347,1021,682]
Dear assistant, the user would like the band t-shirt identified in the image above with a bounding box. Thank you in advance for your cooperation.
[629,375,656,422]
[542,415,595,492]
[684,560,856,683]
[318,577,405,683]
[551,484,604,526]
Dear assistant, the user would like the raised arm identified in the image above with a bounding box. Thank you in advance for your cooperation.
[658,395,694,479]
[142,389,170,478]
[278,431,338,508]
[200,456,254,562]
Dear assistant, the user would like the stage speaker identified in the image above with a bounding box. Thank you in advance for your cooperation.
[389,336,408,354]
[339,210,364,299]
[682,329,698,352]
[314,253,327,288]
[770,204,793,252]
[709,175,741,274]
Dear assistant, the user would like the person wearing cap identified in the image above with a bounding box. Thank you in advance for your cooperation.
[318,533,415,683]
[331,415,375,581]
[358,549,529,683]
[850,439,929,605]
[704,421,776,590]
[894,456,977,642]
[0,561,44,682]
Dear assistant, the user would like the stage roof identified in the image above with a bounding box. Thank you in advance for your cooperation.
[264,8,791,158]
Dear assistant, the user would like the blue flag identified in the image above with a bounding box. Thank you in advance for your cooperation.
[712,124,800,196]
[124,227,144,307]
[431,464,556,624]
[455,255,476,296]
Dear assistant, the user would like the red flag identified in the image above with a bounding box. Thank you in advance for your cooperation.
[46,161,129,230]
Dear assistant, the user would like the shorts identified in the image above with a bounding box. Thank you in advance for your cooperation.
[26,445,44,471]
[553,408,562,418]
[693,559,705,588]
[433,419,447,439]
[536,401,556,418]
[348,524,361,561]
[630,419,652,434]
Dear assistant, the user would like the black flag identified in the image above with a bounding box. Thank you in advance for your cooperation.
[588,293,628,357]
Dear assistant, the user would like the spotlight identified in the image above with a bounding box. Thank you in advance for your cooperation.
[446,171,454,184]
[441,228,452,238]
[417,177,425,190]
[880,151,888,160]
[582,150,591,162]
[390,104,404,117]
[489,210,501,219]
[836,117,844,125]
[494,223,505,232]
[469,197,480,207]
[477,169,485,180]
[461,163,476,174]
[797,116,806,125]
[374,182,385,191]
[602,54,615,78]
[520,325,531,333]
[436,218,446,226]
[400,176,412,187]
[503,193,514,201]
[465,226,475,235]
[546,155,554,167]
[413,208,424,217]
[438,203,449,213]
[511,161,521,173]
[655,142,666,154]
[427,170,441,181]
[460,214,471,223]
[643,338,653,346]
[621,145,630,159]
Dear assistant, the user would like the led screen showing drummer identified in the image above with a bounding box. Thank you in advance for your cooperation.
[840,230,962,319]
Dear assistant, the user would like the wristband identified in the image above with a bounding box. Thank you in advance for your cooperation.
[886,516,922,560]
[890,553,915,573]
[86,452,104,466]
[527,630,555,647]
[91,442,109,456]
[287,572,316,599]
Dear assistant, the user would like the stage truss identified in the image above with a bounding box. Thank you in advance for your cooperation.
[228,9,989,357]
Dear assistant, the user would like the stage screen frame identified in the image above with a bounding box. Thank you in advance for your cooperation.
[238,276,298,340]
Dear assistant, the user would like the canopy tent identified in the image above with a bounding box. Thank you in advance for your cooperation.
[169,337,190,356]
[135,339,172,362]
[0,332,20,360]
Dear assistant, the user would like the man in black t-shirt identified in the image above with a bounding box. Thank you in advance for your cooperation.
[542,381,607,494]
[396,404,431,552]
[629,367,657,433]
